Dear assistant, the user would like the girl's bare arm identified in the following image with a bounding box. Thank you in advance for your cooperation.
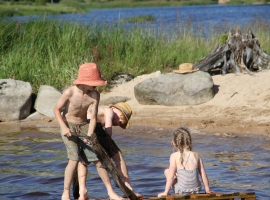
[198,157,212,193]
[158,153,177,196]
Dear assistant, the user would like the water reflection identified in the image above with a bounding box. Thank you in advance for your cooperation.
[0,126,269,199]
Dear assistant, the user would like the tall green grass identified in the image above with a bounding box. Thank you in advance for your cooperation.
[0,17,269,93]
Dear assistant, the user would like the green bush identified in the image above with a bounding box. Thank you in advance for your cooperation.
[35,0,46,5]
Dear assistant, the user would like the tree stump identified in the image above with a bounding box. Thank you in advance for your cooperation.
[193,27,270,75]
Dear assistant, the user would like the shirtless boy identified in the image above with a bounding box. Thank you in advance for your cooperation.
[54,62,121,200]
[86,102,142,197]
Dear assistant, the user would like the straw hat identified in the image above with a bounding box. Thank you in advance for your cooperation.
[173,63,199,74]
[73,63,107,86]
[109,102,132,129]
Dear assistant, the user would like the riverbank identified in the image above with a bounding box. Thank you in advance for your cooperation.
[1,70,270,136]
[1,0,269,17]
[1,18,269,94]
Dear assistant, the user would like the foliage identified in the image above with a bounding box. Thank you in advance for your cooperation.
[227,0,268,4]
[0,4,83,16]
[0,17,269,94]
[119,15,156,23]
[219,33,229,44]
[0,0,268,17]
[35,0,46,5]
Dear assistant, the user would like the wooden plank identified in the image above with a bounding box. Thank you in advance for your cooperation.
[149,192,256,200]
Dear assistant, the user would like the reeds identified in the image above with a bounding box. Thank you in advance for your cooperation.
[0,16,269,93]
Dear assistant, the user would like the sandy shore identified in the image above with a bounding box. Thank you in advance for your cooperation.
[1,70,270,135]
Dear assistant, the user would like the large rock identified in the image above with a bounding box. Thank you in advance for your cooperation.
[0,79,32,121]
[134,71,214,106]
[34,85,61,118]
[100,96,131,106]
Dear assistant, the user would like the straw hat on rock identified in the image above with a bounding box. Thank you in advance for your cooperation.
[173,63,199,74]
[109,102,132,129]
[73,62,107,86]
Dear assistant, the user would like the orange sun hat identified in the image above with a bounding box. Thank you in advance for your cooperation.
[73,63,107,86]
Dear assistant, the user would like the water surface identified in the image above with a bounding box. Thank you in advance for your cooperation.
[0,126,269,199]
[11,4,270,37]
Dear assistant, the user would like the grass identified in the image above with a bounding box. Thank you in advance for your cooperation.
[0,0,217,17]
[0,17,269,94]
[120,15,156,23]
[0,3,87,17]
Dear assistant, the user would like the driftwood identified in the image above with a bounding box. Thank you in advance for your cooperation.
[72,132,139,200]
[193,27,270,75]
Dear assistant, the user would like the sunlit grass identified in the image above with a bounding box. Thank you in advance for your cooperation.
[0,17,269,93]
[0,3,86,17]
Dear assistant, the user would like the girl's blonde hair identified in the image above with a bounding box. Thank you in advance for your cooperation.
[172,126,192,165]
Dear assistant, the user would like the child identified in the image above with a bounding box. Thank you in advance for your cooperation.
[158,127,213,197]
[54,62,123,200]
[86,102,142,197]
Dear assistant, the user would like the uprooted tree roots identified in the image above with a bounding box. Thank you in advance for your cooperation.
[194,27,270,75]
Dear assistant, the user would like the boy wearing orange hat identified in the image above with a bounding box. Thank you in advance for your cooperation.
[54,63,123,200]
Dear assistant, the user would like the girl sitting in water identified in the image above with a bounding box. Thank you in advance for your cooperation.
[158,127,213,196]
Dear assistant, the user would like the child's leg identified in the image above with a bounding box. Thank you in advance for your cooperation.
[112,152,142,198]
[94,160,124,200]
[62,160,78,200]
[60,123,80,200]
[112,151,131,188]
[77,162,89,200]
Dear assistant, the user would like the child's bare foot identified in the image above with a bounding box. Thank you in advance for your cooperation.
[61,192,70,200]
[108,191,124,200]
[121,179,143,199]
[78,190,89,200]
[78,196,89,200]
[134,192,143,199]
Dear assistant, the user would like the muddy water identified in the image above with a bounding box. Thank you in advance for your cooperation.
[0,126,269,199]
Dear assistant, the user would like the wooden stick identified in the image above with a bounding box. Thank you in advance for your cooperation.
[73,132,139,200]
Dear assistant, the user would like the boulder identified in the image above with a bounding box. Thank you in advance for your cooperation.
[134,71,214,106]
[34,85,61,118]
[0,79,32,121]
[100,96,131,106]
[24,111,46,121]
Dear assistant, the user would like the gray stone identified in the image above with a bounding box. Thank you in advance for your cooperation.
[134,71,214,106]
[34,85,61,118]
[0,79,32,121]
[100,96,131,106]
[24,111,45,121]
[111,72,134,85]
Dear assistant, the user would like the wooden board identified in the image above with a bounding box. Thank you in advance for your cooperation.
[148,192,256,200]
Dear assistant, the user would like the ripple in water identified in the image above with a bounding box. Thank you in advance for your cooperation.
[0,126,269,199]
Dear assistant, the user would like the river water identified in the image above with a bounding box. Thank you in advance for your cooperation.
[12,4,270,37]
[0,125,270,199]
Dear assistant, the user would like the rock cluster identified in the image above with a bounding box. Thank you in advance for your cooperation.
[0,71,214,121]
